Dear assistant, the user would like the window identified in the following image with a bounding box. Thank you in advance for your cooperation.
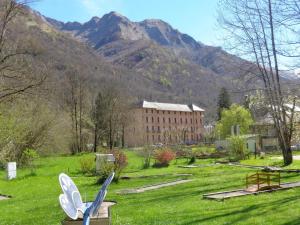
[151,109,153,113]
[146,109,148,113]
[174,118,177,123]
[185,112,187,115]
[163,111,165,114]
[146,126,149,132]
[158,135,161,141]
[152,117,154,123]
[191,127,193,132]
[196,119,197,124]
[180,112,182,115]
[185,118,188,124]
[180,118,182,124]
[169,118,171,123]
[157,117,160,122]
[158,126,160,132]
[147,135,149,141]
[146,117,148,123]
[190,118,192,123]
[157,111,159,114]
[168,111,170,114]
[152,126,154,131]
[163,118,165,123]
[174,112,176,115]
[152,135,155,141]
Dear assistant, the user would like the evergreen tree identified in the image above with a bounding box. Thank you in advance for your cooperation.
[217,87,231,120]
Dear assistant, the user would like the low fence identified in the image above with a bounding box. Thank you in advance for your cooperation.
[246,172,281,190]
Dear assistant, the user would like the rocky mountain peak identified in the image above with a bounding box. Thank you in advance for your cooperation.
[100,11,130,25]
[46,11,203,50]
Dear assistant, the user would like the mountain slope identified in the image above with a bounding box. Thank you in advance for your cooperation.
[44,12,260,118]
[46,11,260,98]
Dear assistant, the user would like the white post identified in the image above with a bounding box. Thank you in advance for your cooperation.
[231,126,235,136]
[7,162,17,180]
[236,125,240,135]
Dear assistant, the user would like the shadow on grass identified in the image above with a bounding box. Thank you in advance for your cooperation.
[181,195,300,225]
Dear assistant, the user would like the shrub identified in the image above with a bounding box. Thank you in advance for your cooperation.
[188,156,196,165]
[20,148,39,175]
[154,149,176,167]
[96,162,114,184]
[228,136,249,161]
[96,149,128,184]
[140,145,155,169]
[110,149,128,182]
[79,156,95,175]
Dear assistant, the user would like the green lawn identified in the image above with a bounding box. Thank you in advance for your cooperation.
[1,151,300,224]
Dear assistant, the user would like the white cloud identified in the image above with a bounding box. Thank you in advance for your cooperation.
[79,0,124,17]
[80,0,102,16]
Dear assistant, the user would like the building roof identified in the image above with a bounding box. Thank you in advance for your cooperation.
[142,100,205,112]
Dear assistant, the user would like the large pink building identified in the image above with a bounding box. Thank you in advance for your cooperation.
[125,100,205,147]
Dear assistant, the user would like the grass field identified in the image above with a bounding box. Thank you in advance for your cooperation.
[1,150,300,225]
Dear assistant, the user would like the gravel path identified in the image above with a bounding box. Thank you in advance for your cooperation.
[0,195,10,201]
[117,179,193,194]
[272,155,300,160]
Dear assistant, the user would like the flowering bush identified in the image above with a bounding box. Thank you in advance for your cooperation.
[154,149,176,167]
[97,149,128,184]
[111,149,128,182]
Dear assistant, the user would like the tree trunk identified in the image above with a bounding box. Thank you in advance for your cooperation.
[283,147,293,166]
[74,101,79,154]
[279,137,293,166]
[93,124,98,153]
[122,125,125,148]
[79,82,83,152]
[109,119,113,150]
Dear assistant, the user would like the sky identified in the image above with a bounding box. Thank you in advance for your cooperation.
[31,0,221,46]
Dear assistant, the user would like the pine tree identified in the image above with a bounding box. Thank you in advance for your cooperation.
[217,87,231,120]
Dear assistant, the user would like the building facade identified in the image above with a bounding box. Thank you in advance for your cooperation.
[125,101,205,147]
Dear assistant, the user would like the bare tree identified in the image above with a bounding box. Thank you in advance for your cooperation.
[92,91,109,152]
[218,0,300,165]
[64,70,87,154]
[92,85,130,150]
[0,0,46,101]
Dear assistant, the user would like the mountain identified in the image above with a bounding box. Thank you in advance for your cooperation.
[10,9,177,107]
[44,11,264,118]
[6,6,275,121]
[46,11,253,79]
[48,12,202,50]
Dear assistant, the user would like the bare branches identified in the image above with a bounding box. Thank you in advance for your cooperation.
[218,0,299,165]
[0,0,45,101]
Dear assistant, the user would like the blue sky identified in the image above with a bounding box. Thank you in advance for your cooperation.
[31,0,221,46]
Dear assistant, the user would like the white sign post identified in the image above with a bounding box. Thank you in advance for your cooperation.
[7,162,17,180]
